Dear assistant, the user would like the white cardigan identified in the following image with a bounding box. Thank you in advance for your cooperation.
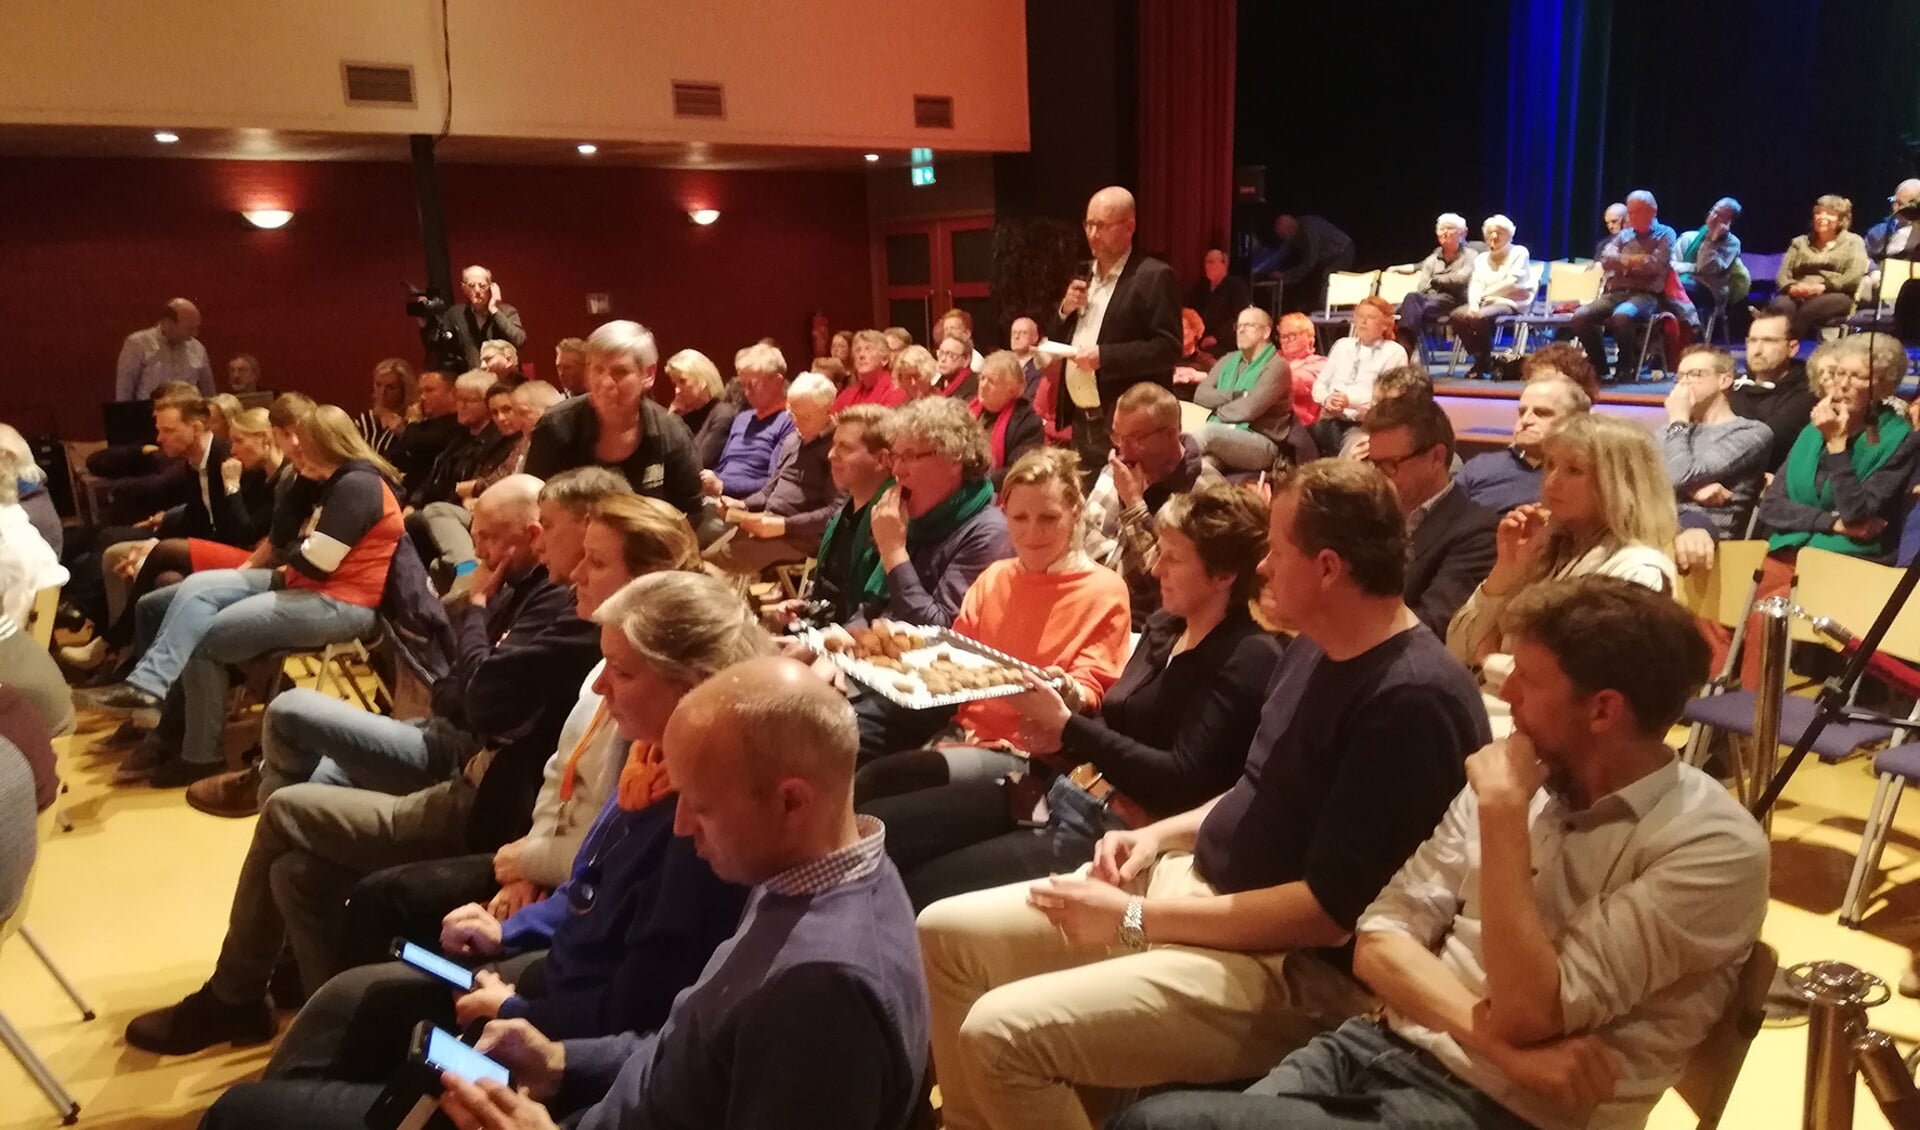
[1466,245,1534,311]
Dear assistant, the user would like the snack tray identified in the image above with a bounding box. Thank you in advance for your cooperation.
[804,625,1048,710]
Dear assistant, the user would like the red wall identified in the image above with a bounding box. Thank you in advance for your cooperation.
[0,156,873,438]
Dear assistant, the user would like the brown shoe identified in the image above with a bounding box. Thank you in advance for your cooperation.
[186,765,261,818]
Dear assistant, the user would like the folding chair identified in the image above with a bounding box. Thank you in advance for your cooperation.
[1671,942,1777,1130]
[1307,269,1380,347]
[1846,259,1916,331]
[1491,260,1551,357]
[1373,268,1422,307]
[1492,260,1599,365]
[1,805,96,1125]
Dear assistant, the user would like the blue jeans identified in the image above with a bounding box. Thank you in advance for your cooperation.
[259,687,475,801]
[126,569,274,698]
[1112,1018,1536,1130]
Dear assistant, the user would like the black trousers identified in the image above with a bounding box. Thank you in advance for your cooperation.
[332,853,499,977]
[1769,291,1856,340]
[1395,292,1459,354]
[859,777,1099,911]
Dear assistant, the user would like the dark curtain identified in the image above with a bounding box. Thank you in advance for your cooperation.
[1136,0,1235,279]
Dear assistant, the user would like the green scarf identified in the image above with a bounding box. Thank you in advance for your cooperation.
[1209,344,1276,431]
[821,477,996,613]
[1769,407,1913,554]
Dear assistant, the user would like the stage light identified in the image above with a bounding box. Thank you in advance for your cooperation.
[154,131,180,144]
[577,143,598,156]
[864,153,880,163]
[688,209,720,226]
[241,209,294,230]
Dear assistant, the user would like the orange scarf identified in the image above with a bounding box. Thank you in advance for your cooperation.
[617,741,674,811]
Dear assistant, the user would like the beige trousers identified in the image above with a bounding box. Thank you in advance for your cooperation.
[919,853,1373,1130]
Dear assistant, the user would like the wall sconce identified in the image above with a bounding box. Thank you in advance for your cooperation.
[242,209,294,230]
[687,209,720,226]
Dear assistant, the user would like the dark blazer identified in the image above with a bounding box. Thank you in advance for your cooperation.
[157,435,233,542]
[438,302,528,373]
[1405,485,1498,638]
[1046,250,1182,420]
[984,398,1046,490]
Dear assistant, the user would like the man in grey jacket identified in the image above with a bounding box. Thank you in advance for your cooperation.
[1665,345,1774,575]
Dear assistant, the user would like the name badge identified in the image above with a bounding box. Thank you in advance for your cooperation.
[641,464,665,489]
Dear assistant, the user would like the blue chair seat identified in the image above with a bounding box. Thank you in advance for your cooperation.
[1871,741,1920,779]
[1683,691,1896,762]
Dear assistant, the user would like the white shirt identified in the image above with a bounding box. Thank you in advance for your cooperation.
[520,661,622,887]
[193,436,215,518]
[1065,249,1131,408]
[1467,245,1534,311]
[1312,337,1409,420]
[1359,759,1770,1130]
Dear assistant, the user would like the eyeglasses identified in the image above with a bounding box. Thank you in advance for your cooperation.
[891,446,941,463]
[1365,448,1433,475]
[1674,368,1723,382]
[1279,330,1314,341]
[1111,423,1174,446]
[1083,219,1126,233]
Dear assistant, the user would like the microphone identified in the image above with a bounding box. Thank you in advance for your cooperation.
[1808,616,1920,700]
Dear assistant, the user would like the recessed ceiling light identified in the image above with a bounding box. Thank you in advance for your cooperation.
[687,209,720,226]
[154,131,180,144]
[864,153,880,163]
[576,143,598,156]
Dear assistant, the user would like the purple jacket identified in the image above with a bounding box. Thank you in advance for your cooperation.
[874,504,1011,628]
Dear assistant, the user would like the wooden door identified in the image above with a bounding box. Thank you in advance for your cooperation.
[873,215,999,349]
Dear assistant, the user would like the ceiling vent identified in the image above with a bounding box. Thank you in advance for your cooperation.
[341,63,417,107]
[672,81,727,120]
[913,95,955,129]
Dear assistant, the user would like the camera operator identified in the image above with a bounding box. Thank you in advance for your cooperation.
[419,266,527,375]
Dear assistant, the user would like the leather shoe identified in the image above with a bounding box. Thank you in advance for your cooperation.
[125,984,274,1056]
[186,766,261,818]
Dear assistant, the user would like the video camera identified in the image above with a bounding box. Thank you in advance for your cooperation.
[406,284,466,374]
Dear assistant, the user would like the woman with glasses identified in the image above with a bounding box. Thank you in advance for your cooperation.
[1769,195,1870,340]
[252,571,765,1084]
[1276,311,1327,430]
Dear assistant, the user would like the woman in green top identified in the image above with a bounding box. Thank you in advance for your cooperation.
[1193,305,1296,473]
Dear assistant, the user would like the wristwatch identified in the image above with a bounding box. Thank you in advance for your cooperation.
[1119,897,1147,951]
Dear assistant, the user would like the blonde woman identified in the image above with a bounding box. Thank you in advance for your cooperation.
[972,351,1044,487]
[893,345,940,401]
[1447,413,1678,731]
[665,349,736,470]
[358,358,418,455]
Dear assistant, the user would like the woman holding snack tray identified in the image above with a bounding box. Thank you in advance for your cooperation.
[849,445,1130,811]
[854,483,1279,909]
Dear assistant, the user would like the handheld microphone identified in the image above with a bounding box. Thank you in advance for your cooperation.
[1808,616,1920,700]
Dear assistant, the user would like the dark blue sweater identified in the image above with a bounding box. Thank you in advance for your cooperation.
[496,794,749,1041]
[560,858,930,1130]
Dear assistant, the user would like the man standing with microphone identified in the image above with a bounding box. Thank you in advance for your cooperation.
[1049,186,1181,477]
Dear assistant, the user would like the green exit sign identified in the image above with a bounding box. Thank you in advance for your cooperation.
[910,147,933,163]
[910,165,937,187]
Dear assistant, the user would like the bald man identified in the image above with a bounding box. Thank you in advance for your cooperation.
[1050,185,1182,478]
[427,656,932,1130]
[431,264,528,373]
[1866,180,1920,341]
[117,297,214,400]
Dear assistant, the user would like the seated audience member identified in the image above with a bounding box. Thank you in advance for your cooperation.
[208,394,244,440]
[86,379,201,526]
[885,324,915,365]
[407,379,547,583]
[478,339,520,381]
[0,730,43,935]
[117,298,214,401]
[663,349,737,471]
[203,656,932,1130]
[1255,213,1357,314]
[1768,194,1870,340]
[1597,201,1628,257]
[796,405,897,626]
[701,344,794,501]
[1392,212,1475,354]
[1452,214,1532,376]
[404,370,514,515]
[0,424,62,556]
[836,328,909,411]
[80,407,406,787]
[0,446,71,736]
[1520,340,1602,401]
[935,334,980,401]
[1455,375,1591,515]
[939,308,988,370]
[830,330,854,372]
[225,353,263,395]
[863,484,1277,909]
[522,320,704,519]
[709,372,840,574]
[1361,396,1497,636]
[920,459,1489,1130]
[893,344,940,402]
[1448,414,1679,735]
[1664,346,1775,573]
[355,358,416,457]
[1187,247,1250,354]
[1194,306,1298,474]
[855,447,1130,798]
[483,380,562,487]
[1570,189,1691,383]
[387,370,462,498]
[1117,577,1768,1130]
[1755,335,1917,565]
[1277,311,1327,430]
[1008,316,1045,399]
[254,571,764,1084]
[860,396,1013,627]
[1174,307,1219,398]
[1310,297,1407,453]
[972,351,1044,488]
[812,355,849,391]
[1085,383,1223,622]
[121,479,605,1051]
[552,337,589,397]
[1675,196,1747,319]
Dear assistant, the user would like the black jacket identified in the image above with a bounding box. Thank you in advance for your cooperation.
[1730,360,1815,473]
[523,396,705,519]
[390,413,466,499]
[1187,275,1252,353]
[1046,251,1182,417]
[983,399,1045,490]
[408,423,515,509]
[156,435,237,542]
[1405,485,1499,639]
[437,303,527,373]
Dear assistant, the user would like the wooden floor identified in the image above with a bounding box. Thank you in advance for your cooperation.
[8,702,1920,1128]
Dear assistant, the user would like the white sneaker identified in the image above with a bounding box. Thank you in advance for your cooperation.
[59,637,107,670]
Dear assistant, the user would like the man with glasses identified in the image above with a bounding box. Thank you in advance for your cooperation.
[1361,396,1496,635]
[1084,383,1221,621]
[1728,312,1811,471]
[934,334,980,401]
[1049,186,1182,476]
[1664,346,1774,574]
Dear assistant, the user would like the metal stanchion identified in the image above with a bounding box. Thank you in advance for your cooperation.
[1747,597,1796,831]
[1787,961,1894,1130]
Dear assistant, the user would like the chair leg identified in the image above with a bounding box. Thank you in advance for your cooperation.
[0,1011,80,1124]
[20,927,96,1021]
[1681,720,1714,770]
[1840,773,1905,928]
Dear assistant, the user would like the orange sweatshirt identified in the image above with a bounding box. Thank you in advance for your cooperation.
[950,558,1132,746]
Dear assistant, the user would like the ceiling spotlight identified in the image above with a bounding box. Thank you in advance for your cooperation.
[687,209,721,226]
[864,153,880,163]
[154,131,180,144]
[576,143,598,156]
[242,209,294,230]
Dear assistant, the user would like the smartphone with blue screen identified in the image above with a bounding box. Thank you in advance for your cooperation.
[390,939,476,991]
[412,1023,510,1087]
